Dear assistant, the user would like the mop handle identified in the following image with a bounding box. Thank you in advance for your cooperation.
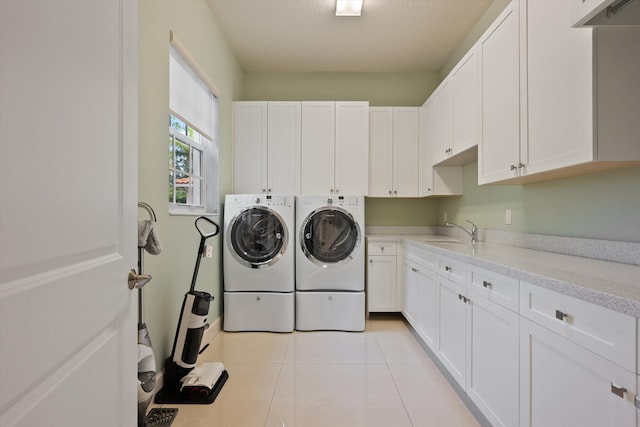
[190,217,220,292]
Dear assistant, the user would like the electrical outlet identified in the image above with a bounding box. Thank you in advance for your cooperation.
[205,244,213,258]
[505,209,512,225]
[444,212,448,222]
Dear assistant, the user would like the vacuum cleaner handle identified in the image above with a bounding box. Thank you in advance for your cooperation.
[195,216,220,239]
[190,217,220,292]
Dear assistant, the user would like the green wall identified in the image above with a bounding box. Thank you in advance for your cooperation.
[244,72,438,106]
[138,0,243,363]
[439,162,640,243]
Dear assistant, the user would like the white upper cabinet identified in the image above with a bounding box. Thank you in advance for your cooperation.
[369,106,420,197]
[419,99,463,197]
[431,81,454,165]
[233,101,267,193]
[335,101,370,195]
[233,101,301,194]
[301,101,369,195]
[431,47,480,166]
[479,0,640,185]
[477,1,523,184]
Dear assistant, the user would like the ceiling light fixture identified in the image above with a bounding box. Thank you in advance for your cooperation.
[336,0,363,16]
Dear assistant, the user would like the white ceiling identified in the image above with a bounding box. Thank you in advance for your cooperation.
[207,0,493,73]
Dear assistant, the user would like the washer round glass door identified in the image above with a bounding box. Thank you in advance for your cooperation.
[228,206,288,268]
[300,207,361,265]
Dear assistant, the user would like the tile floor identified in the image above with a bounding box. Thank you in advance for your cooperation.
[156,314,480,427]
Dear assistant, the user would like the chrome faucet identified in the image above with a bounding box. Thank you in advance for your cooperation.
[446,220,479,243]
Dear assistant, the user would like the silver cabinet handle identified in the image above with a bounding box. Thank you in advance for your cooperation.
[611,383,627,398]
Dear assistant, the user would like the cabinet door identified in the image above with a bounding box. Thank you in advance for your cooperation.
[267,102,301,194]
[416,267,438,351]
[335,101,369,195]
[402,261,420,327]
[526,0,594,175]
[233,101,267,193]
[368,107,393,197]
[419,100,463,197]
[478,1,522,184]
[520,318,636,427]
[452,48,479,154]
[393,107,420,197]
[432,80,453,164]
[467,291,519,427]
[367,255,397,312]
[301,101,335,194]
[419,100,435,196]
[438,276,468,389]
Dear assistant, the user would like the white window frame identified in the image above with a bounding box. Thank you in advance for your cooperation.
[168,33,219,216]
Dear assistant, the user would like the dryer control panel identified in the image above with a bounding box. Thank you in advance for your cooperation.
[326,195,360,208]
[256,195,293,207]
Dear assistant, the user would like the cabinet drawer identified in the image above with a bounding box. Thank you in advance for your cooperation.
[404,243,438,271]
[467,265,519,313]
[520,281,636,371]
[437,255,466,285]
[368,242,397,256]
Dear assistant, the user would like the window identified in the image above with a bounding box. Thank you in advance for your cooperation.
[169,42,218,215]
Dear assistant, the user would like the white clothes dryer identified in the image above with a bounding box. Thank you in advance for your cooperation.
[223,194,295,332]
[295,195,365,331]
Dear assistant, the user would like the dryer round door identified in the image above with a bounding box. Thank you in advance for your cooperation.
[228,206,288,268]
[300,207,361,266]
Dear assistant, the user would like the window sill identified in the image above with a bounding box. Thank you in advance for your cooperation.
[169,206,219,218]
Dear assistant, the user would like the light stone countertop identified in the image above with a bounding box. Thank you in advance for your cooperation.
[367,234,640,317]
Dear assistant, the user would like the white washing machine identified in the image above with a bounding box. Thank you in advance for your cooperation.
[223,194,295,332]
[295,195,365,331]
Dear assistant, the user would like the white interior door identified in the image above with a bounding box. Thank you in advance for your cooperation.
[0,0,138,425]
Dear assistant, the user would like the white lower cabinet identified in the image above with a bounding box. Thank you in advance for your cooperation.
[367,240,399,312]
[416,266,438,351]
[402,258,420,326]
[399,243,638,427]
[437,274,468,389]
[467,289,520,427]
[520,318,636,427]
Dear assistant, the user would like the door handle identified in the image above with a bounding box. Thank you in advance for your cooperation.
[610,383,627,398]
[128,269,152,289]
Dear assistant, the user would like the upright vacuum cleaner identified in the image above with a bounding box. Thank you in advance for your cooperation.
[155,216,228,405]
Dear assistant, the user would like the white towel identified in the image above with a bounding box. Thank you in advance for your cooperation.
[138,220,162,255]
[180,362,225,391]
